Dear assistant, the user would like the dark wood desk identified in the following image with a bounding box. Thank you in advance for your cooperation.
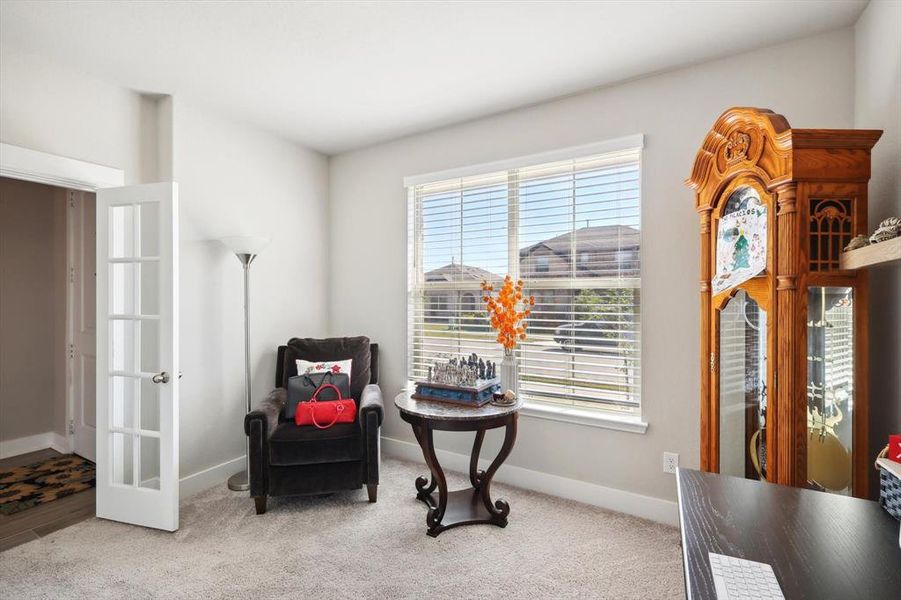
[677,468,901,599]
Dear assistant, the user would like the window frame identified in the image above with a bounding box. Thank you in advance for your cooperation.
[405,135,647,434]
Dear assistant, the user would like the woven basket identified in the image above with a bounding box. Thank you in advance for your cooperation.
[876,446,901,521]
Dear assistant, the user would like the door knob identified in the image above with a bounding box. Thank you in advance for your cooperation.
[152,371,170,384]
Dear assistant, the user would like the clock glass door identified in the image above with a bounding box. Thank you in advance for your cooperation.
[807,286,854,494]
[718,290,767,480]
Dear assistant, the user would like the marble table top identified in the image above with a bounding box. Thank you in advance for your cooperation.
[394,389,521,421]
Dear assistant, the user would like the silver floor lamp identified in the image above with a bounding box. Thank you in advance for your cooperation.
[220,235,270,491]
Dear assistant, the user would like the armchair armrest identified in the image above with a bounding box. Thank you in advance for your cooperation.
[359,383,384,427]
[244,388,286,437]
[243,388,286,498]
[359,383,382,486]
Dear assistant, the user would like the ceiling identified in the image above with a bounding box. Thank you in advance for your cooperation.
[0,1,867,155]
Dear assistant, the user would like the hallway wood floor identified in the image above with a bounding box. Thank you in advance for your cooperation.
[0,448,95,553]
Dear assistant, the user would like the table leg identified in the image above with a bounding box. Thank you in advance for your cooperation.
[477,415,517,524]
[412,422,448,534]
[470,429,486,488]
[420,426,448,535]
[412,424,437,501]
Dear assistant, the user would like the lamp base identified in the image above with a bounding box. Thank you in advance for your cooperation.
[227,470,249,491]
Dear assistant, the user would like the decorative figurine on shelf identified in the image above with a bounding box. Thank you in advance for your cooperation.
[844,234,870,251]
[870,217,901,244]
[481,275,534,397]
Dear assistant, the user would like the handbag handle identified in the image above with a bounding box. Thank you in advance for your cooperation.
[311,383,343,402]
[302,370,335,389]
[311,402,345,429]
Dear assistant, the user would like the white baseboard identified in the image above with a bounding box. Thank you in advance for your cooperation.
[0,431,70,459]
[179,455,245,499]
[50,432,70,454]
[382,436,678,526]
[129,456,246,499]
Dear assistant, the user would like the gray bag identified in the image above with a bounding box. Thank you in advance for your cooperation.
[286,372,351,420]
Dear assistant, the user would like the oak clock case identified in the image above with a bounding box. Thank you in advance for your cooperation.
[686,107,881,498]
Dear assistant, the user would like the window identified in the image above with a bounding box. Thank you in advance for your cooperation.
[407,137,642,416]
[461,292,477,313]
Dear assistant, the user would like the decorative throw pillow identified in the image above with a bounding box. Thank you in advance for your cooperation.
[295,359,353,383]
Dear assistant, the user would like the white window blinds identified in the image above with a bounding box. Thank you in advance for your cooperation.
[407,142,641,414]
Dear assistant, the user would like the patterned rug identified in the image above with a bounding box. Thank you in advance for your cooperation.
[0,454,95,516]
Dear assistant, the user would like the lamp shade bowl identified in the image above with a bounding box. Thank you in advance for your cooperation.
[219,235,271,257]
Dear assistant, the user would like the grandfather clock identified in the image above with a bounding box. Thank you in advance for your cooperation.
[686,107,881,497]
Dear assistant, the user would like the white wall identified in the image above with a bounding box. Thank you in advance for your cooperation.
[0,53,330,484]
[0,178,67,445]
[0,50,155,184]
[855,0,901,496]
[171,98,330,477]
[328,29,857,504]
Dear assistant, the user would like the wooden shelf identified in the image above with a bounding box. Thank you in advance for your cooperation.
[839,236,901,270]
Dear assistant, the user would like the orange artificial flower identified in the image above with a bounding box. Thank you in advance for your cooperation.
[481,275,535,352]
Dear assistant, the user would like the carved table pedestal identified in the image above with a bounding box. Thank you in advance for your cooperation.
[394,391,520,537]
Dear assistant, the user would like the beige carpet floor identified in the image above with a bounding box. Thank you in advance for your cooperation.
[0,458,684,599]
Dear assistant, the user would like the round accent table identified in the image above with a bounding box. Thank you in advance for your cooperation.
[394,391,521,537]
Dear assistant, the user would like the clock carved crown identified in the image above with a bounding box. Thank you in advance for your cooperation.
[723,130,751,164]
[685,107,794,209]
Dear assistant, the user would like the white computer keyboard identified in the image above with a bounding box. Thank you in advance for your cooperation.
[708,552,785,600]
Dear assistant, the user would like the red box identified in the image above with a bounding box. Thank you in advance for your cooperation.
[890,434,901,463]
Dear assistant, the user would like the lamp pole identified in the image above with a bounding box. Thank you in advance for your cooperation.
[227,252,256,491]
[219,235,269,492]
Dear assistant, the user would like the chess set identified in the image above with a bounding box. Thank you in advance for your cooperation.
[413,353,502,407]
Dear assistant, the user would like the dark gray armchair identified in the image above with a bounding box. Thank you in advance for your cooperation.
[243,337,383,514]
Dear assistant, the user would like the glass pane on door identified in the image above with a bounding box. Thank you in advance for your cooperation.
[139,436,161,490]
[111,432,134,486]
[807,286,853,495]
[718,290,767,480]
[109,319,159,374]
[110,376,136,429]
[140,378,160,432]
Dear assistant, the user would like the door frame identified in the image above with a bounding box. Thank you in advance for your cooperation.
[0,143,124,456]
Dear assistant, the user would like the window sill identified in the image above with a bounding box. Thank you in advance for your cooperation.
[520,401,648,434]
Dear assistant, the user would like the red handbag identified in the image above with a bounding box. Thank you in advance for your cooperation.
[294,383,357,429]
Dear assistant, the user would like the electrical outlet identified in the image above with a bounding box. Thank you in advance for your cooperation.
[663,452,679,474]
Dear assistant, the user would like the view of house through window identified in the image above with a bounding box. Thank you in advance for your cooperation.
[408,144,641,415]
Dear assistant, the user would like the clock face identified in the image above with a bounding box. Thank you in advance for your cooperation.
[722,186,761,214]
[713,186,767,294]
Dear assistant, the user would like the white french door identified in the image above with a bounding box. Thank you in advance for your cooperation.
[96,183,179,531]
